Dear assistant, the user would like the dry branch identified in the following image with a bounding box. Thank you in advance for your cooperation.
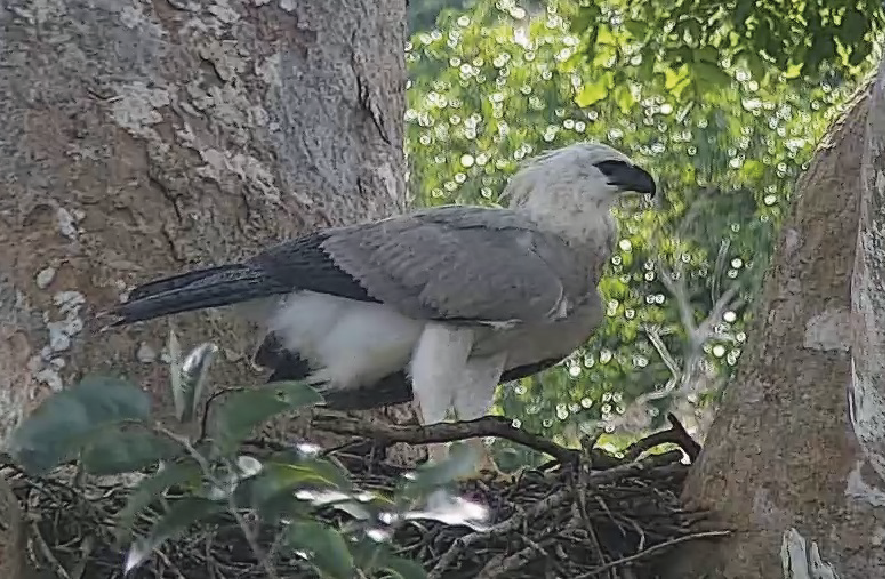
[312,413,582,465]
[623,413,702,462]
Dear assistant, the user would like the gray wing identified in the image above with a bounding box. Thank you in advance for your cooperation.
[107,206,605,330]
[313,206,599,324]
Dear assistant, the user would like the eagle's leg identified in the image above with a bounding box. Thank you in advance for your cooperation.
[411,324,511,482]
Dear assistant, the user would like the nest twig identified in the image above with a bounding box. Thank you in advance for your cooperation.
[312,413,583,465]
[2,414,726,579]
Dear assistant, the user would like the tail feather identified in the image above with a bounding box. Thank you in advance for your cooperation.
[126,264,247,302]
[108,264,284,326]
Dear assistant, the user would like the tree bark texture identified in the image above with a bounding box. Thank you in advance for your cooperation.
[671,63,885,578]
[0,0,418,451]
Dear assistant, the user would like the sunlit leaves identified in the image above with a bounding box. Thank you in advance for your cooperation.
[576,79,610,107]
[570,0,881,93]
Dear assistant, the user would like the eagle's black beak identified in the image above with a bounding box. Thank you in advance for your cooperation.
[594,160,657,197]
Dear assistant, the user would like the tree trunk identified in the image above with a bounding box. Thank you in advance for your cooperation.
[0,0,417,451]
[671,63,885,578]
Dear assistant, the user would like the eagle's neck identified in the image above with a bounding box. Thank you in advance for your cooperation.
[515,195,617,249]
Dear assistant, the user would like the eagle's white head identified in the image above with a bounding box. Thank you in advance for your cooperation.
[503,142,656,243]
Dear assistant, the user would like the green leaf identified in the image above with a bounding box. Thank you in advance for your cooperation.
[807,36,837,73]
[575,81,609,107]
[675,47,694,64]
[171,333,218,425]
[286,520,355,579]
[125,497,224,573]
[80,428,178,476]
[695,46,720,64]
[741,159,767,180]
[236,457,353,522]
[745,52,767,81]
[664,65,688,90]
[847,40,869,66]
[350,536,428,579]
[839,8,867,45]
[731,0,753,29]
[209,381,324,450]
[613,85,634,114]
[8,375,151,475]
[271,457,354,489]
[624,19,648,40]
[591,45,617,68]
[239,477,312,524]
[117,459,204,533]
[380,555,428,579]
[402,444,480,498]
[595,24,616,46]
[348,535,386,573]
[692,62,733,91]
[568,4,598,34]
[783,62,803,79]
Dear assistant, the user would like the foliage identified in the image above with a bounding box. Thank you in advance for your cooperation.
[570,0,883,92]
[4,337,495,578]
[409,0,473,33]
[404,0,871,461]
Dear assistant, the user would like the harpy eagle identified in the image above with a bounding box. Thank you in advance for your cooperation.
[106,142,656,477]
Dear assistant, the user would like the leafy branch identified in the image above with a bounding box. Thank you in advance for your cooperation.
[3,334,465,579]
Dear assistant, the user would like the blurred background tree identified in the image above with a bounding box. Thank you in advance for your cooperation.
[403,0,881,467]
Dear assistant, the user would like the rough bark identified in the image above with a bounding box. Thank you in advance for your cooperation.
[671,63,885,578]
[0,0,418,459]
[0,475,25,578]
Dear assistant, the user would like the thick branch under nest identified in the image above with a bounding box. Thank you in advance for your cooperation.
[2,414,724,579]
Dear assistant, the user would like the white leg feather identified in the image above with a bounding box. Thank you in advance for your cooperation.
[409,323,474,425]
[455,353,508,476]
[452,352,508,421]
[410,323,507,470]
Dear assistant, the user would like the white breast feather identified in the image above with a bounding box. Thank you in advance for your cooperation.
[268,291,424,390]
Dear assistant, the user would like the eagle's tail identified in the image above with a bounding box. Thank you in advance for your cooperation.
[104,263,280,327]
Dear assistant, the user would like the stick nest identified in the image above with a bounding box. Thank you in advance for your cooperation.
[2,415,723,579]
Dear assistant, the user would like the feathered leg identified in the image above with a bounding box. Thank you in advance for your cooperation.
[410,323,508,481]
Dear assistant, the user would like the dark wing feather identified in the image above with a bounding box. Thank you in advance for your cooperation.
[252,332,314,382]
[246,232,379,304]
[107,232,379,326]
